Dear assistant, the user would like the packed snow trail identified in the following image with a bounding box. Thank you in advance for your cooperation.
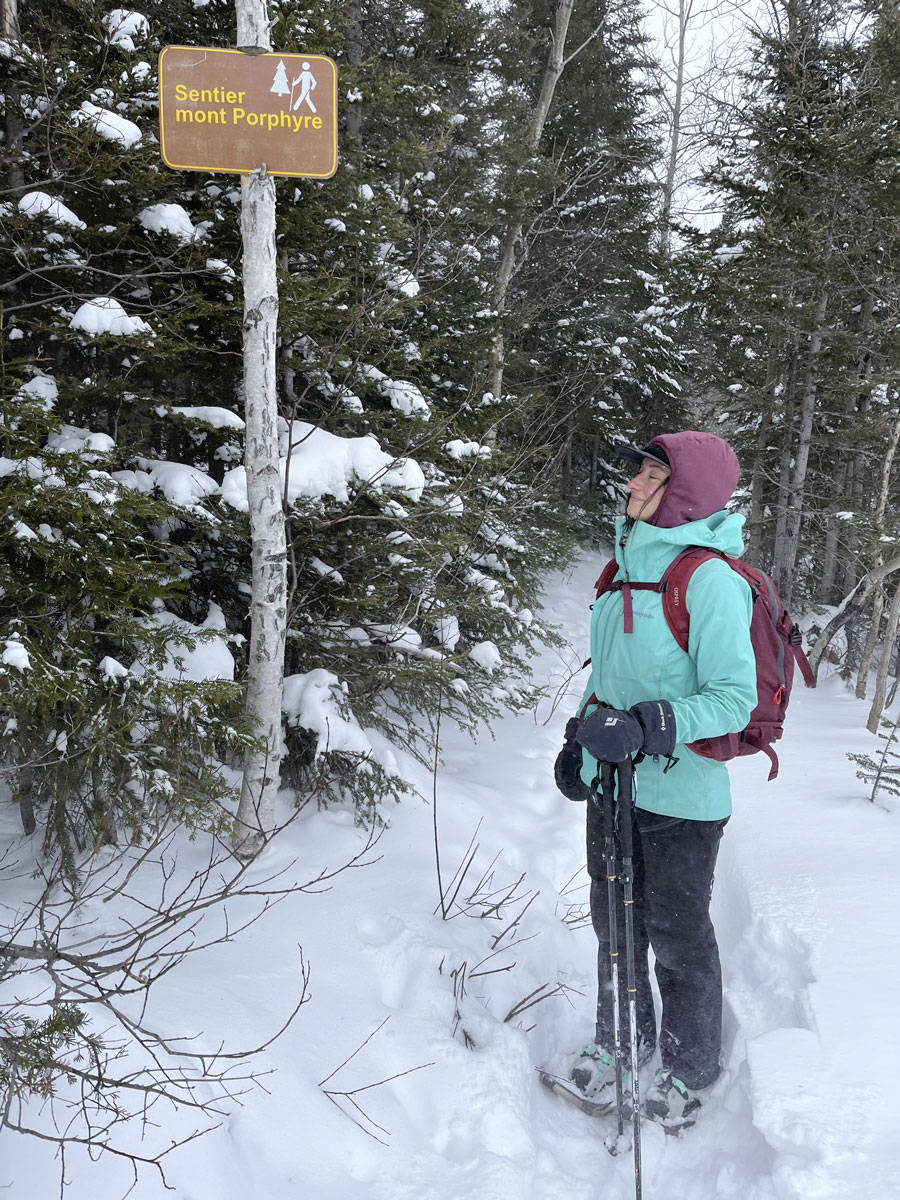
[4,554,899,1200]
[355,553,900,1200]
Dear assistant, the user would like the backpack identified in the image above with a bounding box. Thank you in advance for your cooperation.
[592,548,816,780]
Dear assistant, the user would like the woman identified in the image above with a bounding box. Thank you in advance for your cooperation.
[555,430,756,1121]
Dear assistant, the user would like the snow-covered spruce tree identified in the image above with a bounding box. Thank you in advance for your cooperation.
[260,0,567,815]
[0,0,258,859]
[2,0,624,843]
[690,0,900,620]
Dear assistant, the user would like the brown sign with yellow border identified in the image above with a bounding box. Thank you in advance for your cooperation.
[159,46,337,178]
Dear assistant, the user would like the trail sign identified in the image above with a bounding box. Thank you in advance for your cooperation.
[159,46,337,178]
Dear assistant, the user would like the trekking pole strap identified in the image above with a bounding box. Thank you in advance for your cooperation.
[614,756,636,857]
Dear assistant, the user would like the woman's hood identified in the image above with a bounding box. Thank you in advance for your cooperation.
[645,431,740,528]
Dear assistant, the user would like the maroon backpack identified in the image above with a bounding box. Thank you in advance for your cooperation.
[593,549,816,780]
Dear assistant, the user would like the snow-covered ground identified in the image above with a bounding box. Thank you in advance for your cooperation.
[4,553,899,1200]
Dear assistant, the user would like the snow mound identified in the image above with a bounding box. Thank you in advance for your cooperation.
[136,458,220,508]
[1,638,30,671]
[220,422,425,510]
[46,425,116,455]
[103,9,149,51]
[283,670,372,760]
[138,203,205,245]
[380,378,430,420]
[165,406,245,430]
[444,439,491,460]
[135,605,235,682]
[70,297,153,338]
[468,640,502,672]
[15,373,58,411]
[72,101,142,148]
[18,191,85,230]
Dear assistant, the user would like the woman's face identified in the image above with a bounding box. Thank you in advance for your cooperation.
[626,458,671,522]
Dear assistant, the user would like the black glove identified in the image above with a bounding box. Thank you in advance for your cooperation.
[575,700,677,764]
[554,716,590,802]
[575,707,644,763]
[630,700,677,758]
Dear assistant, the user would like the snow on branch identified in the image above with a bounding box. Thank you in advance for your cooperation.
[220,421,426,510]
[71,102,142,149]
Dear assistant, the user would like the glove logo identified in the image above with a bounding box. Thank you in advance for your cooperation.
[604,717,619,726]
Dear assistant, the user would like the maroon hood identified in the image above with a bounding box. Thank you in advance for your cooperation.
[645,431,740,528]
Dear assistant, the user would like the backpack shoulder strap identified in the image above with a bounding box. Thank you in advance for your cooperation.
[659,547,723,652]
[594,558,620,598]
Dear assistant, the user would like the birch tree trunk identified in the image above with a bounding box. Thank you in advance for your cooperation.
[777,286,828,607]
[819,457,848,602]
[854,406,900,697]
[868,579,900,733]
[658,0,688,257]
[489,0,577,403]
[232,0,288,861]
[772,345,798,592]
[855,589,884,698]
[2,0,24,194]
[747,336,779,564]
[819,294,867,604]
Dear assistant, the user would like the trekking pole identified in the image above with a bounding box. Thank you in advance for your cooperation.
[598,761,626,1138]
[616,755,643,1200]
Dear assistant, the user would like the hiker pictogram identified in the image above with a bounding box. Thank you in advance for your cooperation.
[291,62,318,113]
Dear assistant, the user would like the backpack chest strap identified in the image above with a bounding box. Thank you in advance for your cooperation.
[601,578,668,635]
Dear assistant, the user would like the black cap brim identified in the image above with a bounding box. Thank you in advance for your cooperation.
[613,443,670,470]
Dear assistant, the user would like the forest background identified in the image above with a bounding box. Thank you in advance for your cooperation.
[2,0,900,1183]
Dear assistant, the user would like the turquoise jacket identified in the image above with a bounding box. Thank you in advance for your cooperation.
[578,511,756,820]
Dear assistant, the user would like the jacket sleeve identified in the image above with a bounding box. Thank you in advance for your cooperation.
[667,558,756,745]
[575,678,596,719]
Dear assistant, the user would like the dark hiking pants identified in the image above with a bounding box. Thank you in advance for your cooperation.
[586,797,727,1090]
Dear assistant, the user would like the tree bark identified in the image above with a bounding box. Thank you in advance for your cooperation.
[345,1,363,139]
[2,0,24,194]
[747,340,778,565]
[778,285,828,607]
[818,457,848,603]
[1,0,17,34]
[771,338,798,592]
[489,0,577,403]
[658,0,688,256]
[232,0,288,860]
[855,589,885,699]
[854,405,900,696]
[868,578,900,733]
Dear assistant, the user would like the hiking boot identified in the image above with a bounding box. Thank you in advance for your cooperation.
[643,1069,702,1124]
[569,1043,618,1097]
